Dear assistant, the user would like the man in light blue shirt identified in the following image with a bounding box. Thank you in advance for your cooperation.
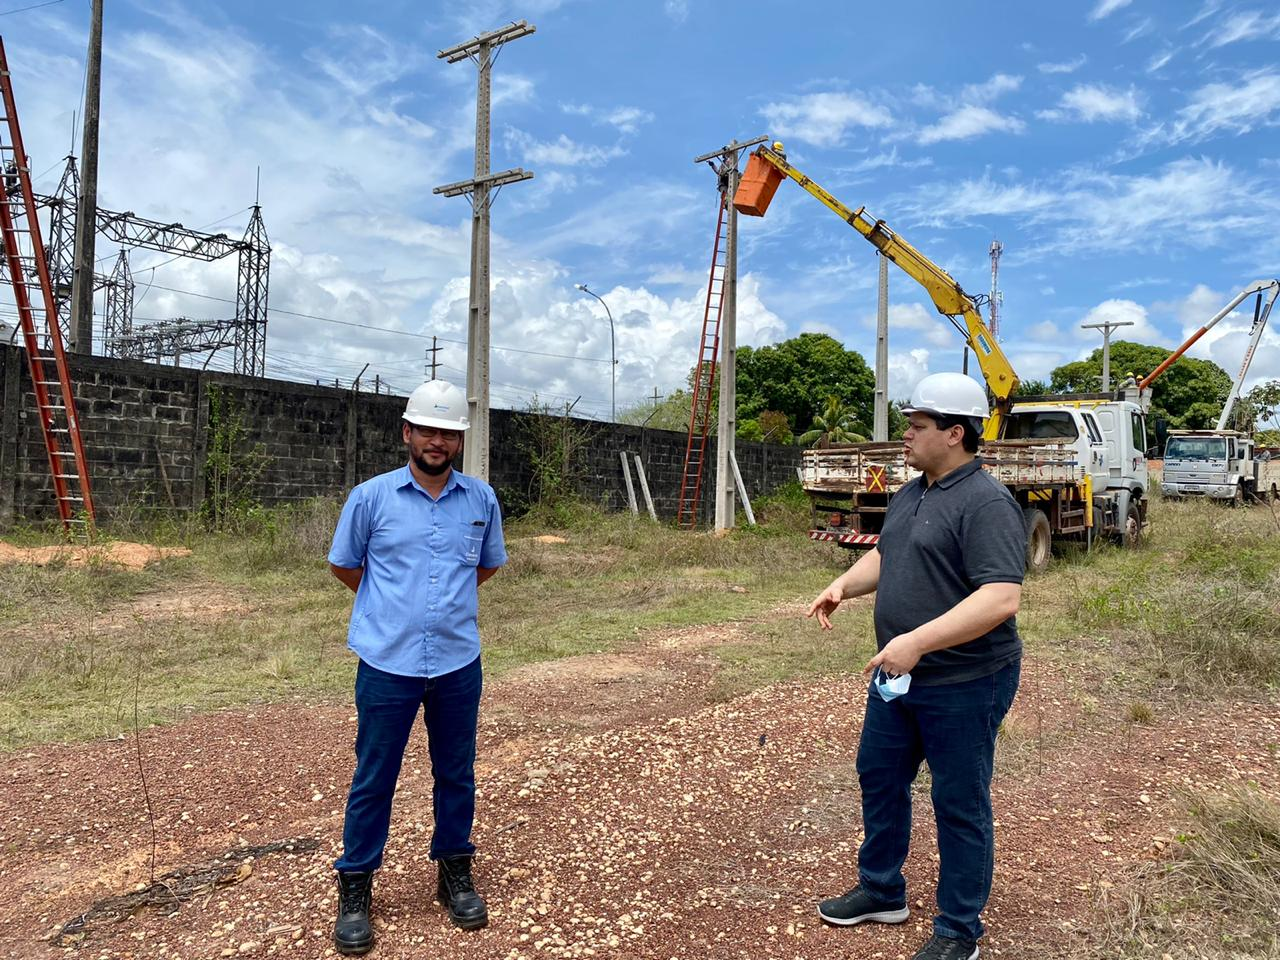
[327,380,506,955]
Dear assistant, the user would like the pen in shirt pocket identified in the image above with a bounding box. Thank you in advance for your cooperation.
[471,520,486,527]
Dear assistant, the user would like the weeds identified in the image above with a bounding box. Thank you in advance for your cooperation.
[0,496,840,747]
[1085,785,1280,959]
[1031,498,1280,689]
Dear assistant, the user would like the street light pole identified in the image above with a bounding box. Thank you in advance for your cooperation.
[575,283,616,421]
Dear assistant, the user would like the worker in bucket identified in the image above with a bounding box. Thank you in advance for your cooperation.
[327,379,507,955]
[805,371,1024,960]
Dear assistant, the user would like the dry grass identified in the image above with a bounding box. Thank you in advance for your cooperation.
[1084,785,1280,959]
[1021,496,1280,690]
[0,498,843,747]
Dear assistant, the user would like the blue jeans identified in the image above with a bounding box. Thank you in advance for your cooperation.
[856,660,1020,941]
[334,656,482,872]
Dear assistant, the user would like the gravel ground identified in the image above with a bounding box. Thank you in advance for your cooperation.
[6,616,1279,960]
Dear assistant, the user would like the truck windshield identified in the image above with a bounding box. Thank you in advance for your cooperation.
[1164,436,1226,461]
[1002,411,1079,440]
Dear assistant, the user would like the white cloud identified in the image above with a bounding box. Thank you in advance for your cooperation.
[1078,299,1164,345]
[1170,70,1280,141]
[1029,320,1063,341]
[1123,17,1155,42]
[504,129,627,167]
[917,106,1025,144]
[1039,84,1143,123]
[960,73,1023,104]
[900,177,1058,224]
[1038,55,1088,74]
[887,348,932,400]
[1089,0,1133,21]
[304,25,424,96]
[760,92,892,148]
[1184,0,1223,29]
[1146,50,1176,72]
[560,102,655,135]
[1205,9,1280,48]
[664,0,689,23]
[859,302,954,349]
[901,158,1279,258]
[1151,284,1280,390]
[1053,158,1275,254]
[834,147,933,178]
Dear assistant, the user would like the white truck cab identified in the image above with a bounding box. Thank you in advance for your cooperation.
[1002,396,1150,496]
[1161,429,1280,503]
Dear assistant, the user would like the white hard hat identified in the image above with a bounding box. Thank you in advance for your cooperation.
[901,372,989,420]
[404,380,469,431]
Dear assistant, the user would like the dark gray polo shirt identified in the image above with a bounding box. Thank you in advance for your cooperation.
[874,457,1024,686]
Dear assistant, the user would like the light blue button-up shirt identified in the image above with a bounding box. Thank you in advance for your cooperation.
[328,465,507,678]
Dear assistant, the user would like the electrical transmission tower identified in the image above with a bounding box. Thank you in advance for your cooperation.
[31,157,272,375]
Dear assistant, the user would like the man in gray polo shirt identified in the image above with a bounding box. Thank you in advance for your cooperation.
[805,371,1024,960]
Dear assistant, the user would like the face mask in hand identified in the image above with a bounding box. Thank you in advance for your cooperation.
[874,668,912,702]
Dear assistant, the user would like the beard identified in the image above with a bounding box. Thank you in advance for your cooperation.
[412,450,452,476]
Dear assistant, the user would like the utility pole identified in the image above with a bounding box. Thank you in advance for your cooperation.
[70,0,103,355]
[694,135,767,531]
[425,336,441,380]
[1082,319,1133,391]
[874,253,889,441]
[435,20,535,481]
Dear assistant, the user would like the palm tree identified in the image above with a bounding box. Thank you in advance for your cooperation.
[797,396,868,447]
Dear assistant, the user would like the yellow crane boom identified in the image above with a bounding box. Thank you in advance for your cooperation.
[738,144,1019,438]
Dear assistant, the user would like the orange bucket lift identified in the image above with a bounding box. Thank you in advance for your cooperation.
[732,149,784,217]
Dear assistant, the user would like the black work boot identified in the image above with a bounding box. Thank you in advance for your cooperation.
[333,870,375,955]
[436,855,488,930]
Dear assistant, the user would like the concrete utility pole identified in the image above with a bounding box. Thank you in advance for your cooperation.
[425,336,440,380]
[70,0,103,354]
[693,135,767,531]
[1082,319,1134,391]
[435,20,535,481]
[874,253,889,441]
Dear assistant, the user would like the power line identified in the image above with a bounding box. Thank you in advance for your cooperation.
[0,0,66,18]
[135,280,614,364]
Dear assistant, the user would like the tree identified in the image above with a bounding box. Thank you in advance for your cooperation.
[797,396,868,447]
[1231,380,1280,433]
[736,333,875,437]
[757,409,794,444]
[1013,378,1050,397]
[1049,341,1232,429]
[618,389,696,433]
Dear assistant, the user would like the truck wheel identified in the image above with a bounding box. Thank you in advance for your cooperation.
[1232,483,1245,507]
[1271,483,1279,503]
[1022,507,1052,574]
[1121,499,1143,548]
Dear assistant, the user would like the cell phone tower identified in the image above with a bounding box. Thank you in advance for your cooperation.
[988,239,1004,340]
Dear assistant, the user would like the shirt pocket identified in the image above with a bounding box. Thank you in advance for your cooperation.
[458,520,485,566]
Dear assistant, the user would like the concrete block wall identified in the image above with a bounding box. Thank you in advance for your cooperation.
[0,344,802,526]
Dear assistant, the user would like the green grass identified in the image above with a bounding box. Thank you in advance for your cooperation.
[0,499,845,749]
[1085,785,1280,959]
[1019,496,1280,691]
[5,492,1278,751]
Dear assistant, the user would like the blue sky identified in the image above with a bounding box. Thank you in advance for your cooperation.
[2,0,1278,420]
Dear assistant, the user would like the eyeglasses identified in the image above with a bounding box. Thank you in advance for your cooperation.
[411,426,462,443]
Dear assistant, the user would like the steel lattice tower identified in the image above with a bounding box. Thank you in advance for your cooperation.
[234,205,269,377]
[45,156,79,344]
[103,248,132,356]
